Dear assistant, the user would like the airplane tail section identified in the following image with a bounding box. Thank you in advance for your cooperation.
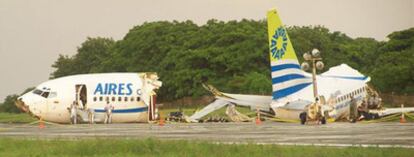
[267,9,312,100]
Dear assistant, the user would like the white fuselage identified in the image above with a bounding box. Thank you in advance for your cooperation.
[17,73,161,123]
[219,84,368,121]
[271,71,369,120]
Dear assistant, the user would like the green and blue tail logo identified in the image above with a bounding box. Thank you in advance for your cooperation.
[267,9,312,100]
[270,26,288,60]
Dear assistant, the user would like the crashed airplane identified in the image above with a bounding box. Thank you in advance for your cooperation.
[15,73,162,123]
[189,8,414,122]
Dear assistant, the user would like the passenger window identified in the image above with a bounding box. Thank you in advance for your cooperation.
[137,97,141,102]
[93,97,97,102]
[118,97,122,102]
[124,97,128,102]
[131,97,135,101]
[99,97,103,101]
[112,97,116,102]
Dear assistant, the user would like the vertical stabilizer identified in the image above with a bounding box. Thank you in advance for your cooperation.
[267,9,311,100]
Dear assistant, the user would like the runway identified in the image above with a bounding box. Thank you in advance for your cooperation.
[1,122,414,147]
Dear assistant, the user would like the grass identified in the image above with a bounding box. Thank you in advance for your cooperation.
[0,138,413,157]
[0,112,37,123]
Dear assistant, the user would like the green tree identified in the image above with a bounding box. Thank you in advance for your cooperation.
[0,95,20,113]
[50,37,115,78]
[367,28,414,94]
[50,54,77,78]
[0,87,34,113]
[48,19,414,101]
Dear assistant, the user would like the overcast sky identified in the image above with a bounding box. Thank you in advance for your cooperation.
[0,0,413,101]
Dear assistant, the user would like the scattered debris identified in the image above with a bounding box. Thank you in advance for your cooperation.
[225,104,252,122]
[166,111,186,122]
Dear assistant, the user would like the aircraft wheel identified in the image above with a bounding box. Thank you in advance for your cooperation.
[321,117,326,124]
[299,112,307,125]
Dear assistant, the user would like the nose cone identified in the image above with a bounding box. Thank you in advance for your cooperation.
[15,97,30,113]
[15,93,43,117]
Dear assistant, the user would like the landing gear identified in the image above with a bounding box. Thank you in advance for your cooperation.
[321,117,326,125]
[299,111,307,125]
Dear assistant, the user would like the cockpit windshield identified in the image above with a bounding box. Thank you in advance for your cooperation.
[41,92,49,98]
[32,89,43,95]
[32,88,52,98]
[48,92,57,98]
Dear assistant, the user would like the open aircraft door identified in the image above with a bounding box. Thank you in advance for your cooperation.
[148,95,157,121]
[75,84,87,109]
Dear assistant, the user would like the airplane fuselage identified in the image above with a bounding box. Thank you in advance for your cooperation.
[16,73,161,123]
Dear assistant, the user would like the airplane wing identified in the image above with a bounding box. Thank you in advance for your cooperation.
[188,99,229,122]
[214,95,272,111]
[370,107,414,117]
[202,84,272,110]
[187,95,272,122]
[187,84,273,122]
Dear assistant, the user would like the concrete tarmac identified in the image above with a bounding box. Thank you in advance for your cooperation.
[1,122,414,147]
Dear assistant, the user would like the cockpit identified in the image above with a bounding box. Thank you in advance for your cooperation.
[15,86,59,117]
[32,87,57,99]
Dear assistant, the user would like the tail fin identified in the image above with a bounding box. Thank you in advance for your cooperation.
[267,8,312,100]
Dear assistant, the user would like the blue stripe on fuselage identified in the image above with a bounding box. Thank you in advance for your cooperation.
[323,75,368,80]
[94,107,147,113]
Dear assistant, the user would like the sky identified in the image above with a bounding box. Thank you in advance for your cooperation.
[0,0,413,101]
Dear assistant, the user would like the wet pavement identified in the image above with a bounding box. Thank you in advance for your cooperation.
[1,122,413,147]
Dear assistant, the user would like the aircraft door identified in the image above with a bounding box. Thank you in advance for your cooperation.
[148,95,156,121]
[75,84,87,109]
